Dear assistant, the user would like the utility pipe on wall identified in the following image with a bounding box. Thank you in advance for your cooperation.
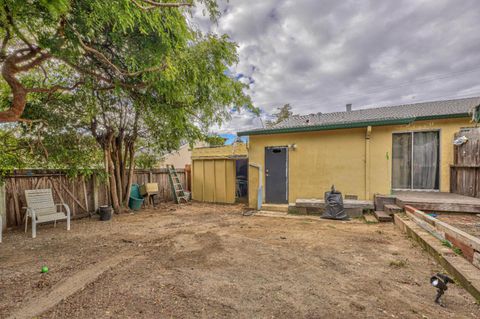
[249,162,263,210]
[365,126,372,200]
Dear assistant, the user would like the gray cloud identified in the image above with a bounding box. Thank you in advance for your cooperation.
[193,0,480,133]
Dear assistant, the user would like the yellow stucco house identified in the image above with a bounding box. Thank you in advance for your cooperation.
[238,97,480,209]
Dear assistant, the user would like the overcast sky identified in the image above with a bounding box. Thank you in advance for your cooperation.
[192,0,480,134]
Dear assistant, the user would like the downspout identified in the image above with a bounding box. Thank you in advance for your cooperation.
[249,162,263,210]
[365,126,372,200]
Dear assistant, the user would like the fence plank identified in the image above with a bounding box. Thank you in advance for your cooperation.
[3,169,185,227]
[452,129,480,198]
[0,184,6,231]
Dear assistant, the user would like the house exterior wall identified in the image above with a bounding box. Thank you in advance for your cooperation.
[159,142,209,169]
[159,145,193,168]
[247,117,472,209]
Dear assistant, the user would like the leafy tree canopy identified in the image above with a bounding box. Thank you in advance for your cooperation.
[266,103,296,127]
[0,0,254,123]
[0,0,257,211]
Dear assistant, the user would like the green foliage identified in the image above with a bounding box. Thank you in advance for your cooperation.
[0,127,28,180]
[266,104,296,127]
[205,135,226,146]
[135,152,159,169]
[389,259,407,268]
[1,0,255,177]
[441,239,463,256]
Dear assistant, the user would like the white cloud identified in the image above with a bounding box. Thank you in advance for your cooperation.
[193,0,480,133]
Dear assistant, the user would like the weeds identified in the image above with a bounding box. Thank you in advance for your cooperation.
[441,240,463,256]
[389,259,407,268]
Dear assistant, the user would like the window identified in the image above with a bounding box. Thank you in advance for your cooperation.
[392,131,440,190]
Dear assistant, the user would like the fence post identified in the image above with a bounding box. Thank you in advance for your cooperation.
[0,184,6,231]
[185,164,191,191]
[93,174,99,212]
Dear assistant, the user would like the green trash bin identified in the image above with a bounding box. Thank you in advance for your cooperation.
[129,184,144,211]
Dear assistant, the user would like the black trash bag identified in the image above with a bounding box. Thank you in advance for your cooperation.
[321,185,349,220]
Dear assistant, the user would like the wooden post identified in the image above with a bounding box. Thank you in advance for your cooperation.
[0,184,6,232]
[82,176,89,213]
[93,174,99,212]
[184,164,192,191]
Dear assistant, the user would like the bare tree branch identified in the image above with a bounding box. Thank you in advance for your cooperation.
[27,81,85,93]
[72,29,166,77]
[5,6,34,49]
[0,26,11,60]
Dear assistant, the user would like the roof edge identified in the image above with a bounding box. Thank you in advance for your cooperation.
[237,113,470,136]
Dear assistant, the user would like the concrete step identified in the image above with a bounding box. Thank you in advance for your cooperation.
[261,204,289,213]
[364,213,379,223]
[384,204,403,216]
[256,210,288,218]
[374,194,397,211]
[374,210,393,222]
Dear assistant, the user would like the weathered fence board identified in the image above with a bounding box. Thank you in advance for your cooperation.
[451,128,480,198]
[2,168,185,228]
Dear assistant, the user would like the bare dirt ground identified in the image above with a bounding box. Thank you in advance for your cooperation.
[436,213,480,239]
[1,202,479,318]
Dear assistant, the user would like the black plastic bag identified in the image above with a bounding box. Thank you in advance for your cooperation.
[321,185,349,220]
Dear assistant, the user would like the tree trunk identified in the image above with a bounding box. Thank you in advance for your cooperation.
[112,142,123,205]
[123,142,135,207]
[105,134,121,213]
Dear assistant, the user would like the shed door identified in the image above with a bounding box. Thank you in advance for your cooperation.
[265,147,288,203]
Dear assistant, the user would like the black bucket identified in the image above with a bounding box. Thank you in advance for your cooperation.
[99,205,113,221]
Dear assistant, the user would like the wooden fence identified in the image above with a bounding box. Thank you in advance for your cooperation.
[0,168,185,228]
[450,128,480,198]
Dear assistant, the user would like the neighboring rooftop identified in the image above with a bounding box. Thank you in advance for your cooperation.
[238,96,480,136]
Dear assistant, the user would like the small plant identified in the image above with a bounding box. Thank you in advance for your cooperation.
[389,259,407,268]
[452,246,463,256]
[441,240,463,256]
[441,240,452,248]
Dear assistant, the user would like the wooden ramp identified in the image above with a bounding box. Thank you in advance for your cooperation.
[394,191,480,213]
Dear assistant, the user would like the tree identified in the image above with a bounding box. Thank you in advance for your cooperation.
[0,0,224,122]
[265,103,296,127]
[4,0,256,213]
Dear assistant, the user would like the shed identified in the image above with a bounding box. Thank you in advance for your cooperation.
[191,143,248,204]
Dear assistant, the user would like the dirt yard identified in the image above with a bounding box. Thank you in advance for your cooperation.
[436,213,480,239]
[1,203,479,318]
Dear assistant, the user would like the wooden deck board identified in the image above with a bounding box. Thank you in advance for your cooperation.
[394,191,480,213]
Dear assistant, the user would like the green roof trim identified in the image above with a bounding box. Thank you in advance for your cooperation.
[237,113,470,136]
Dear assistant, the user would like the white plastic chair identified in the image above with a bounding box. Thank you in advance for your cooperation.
[24,189,71,238]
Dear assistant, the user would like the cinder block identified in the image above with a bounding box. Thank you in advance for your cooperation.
[288,206,307,215]
[345,207,363,218]
[306,207,322,215]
